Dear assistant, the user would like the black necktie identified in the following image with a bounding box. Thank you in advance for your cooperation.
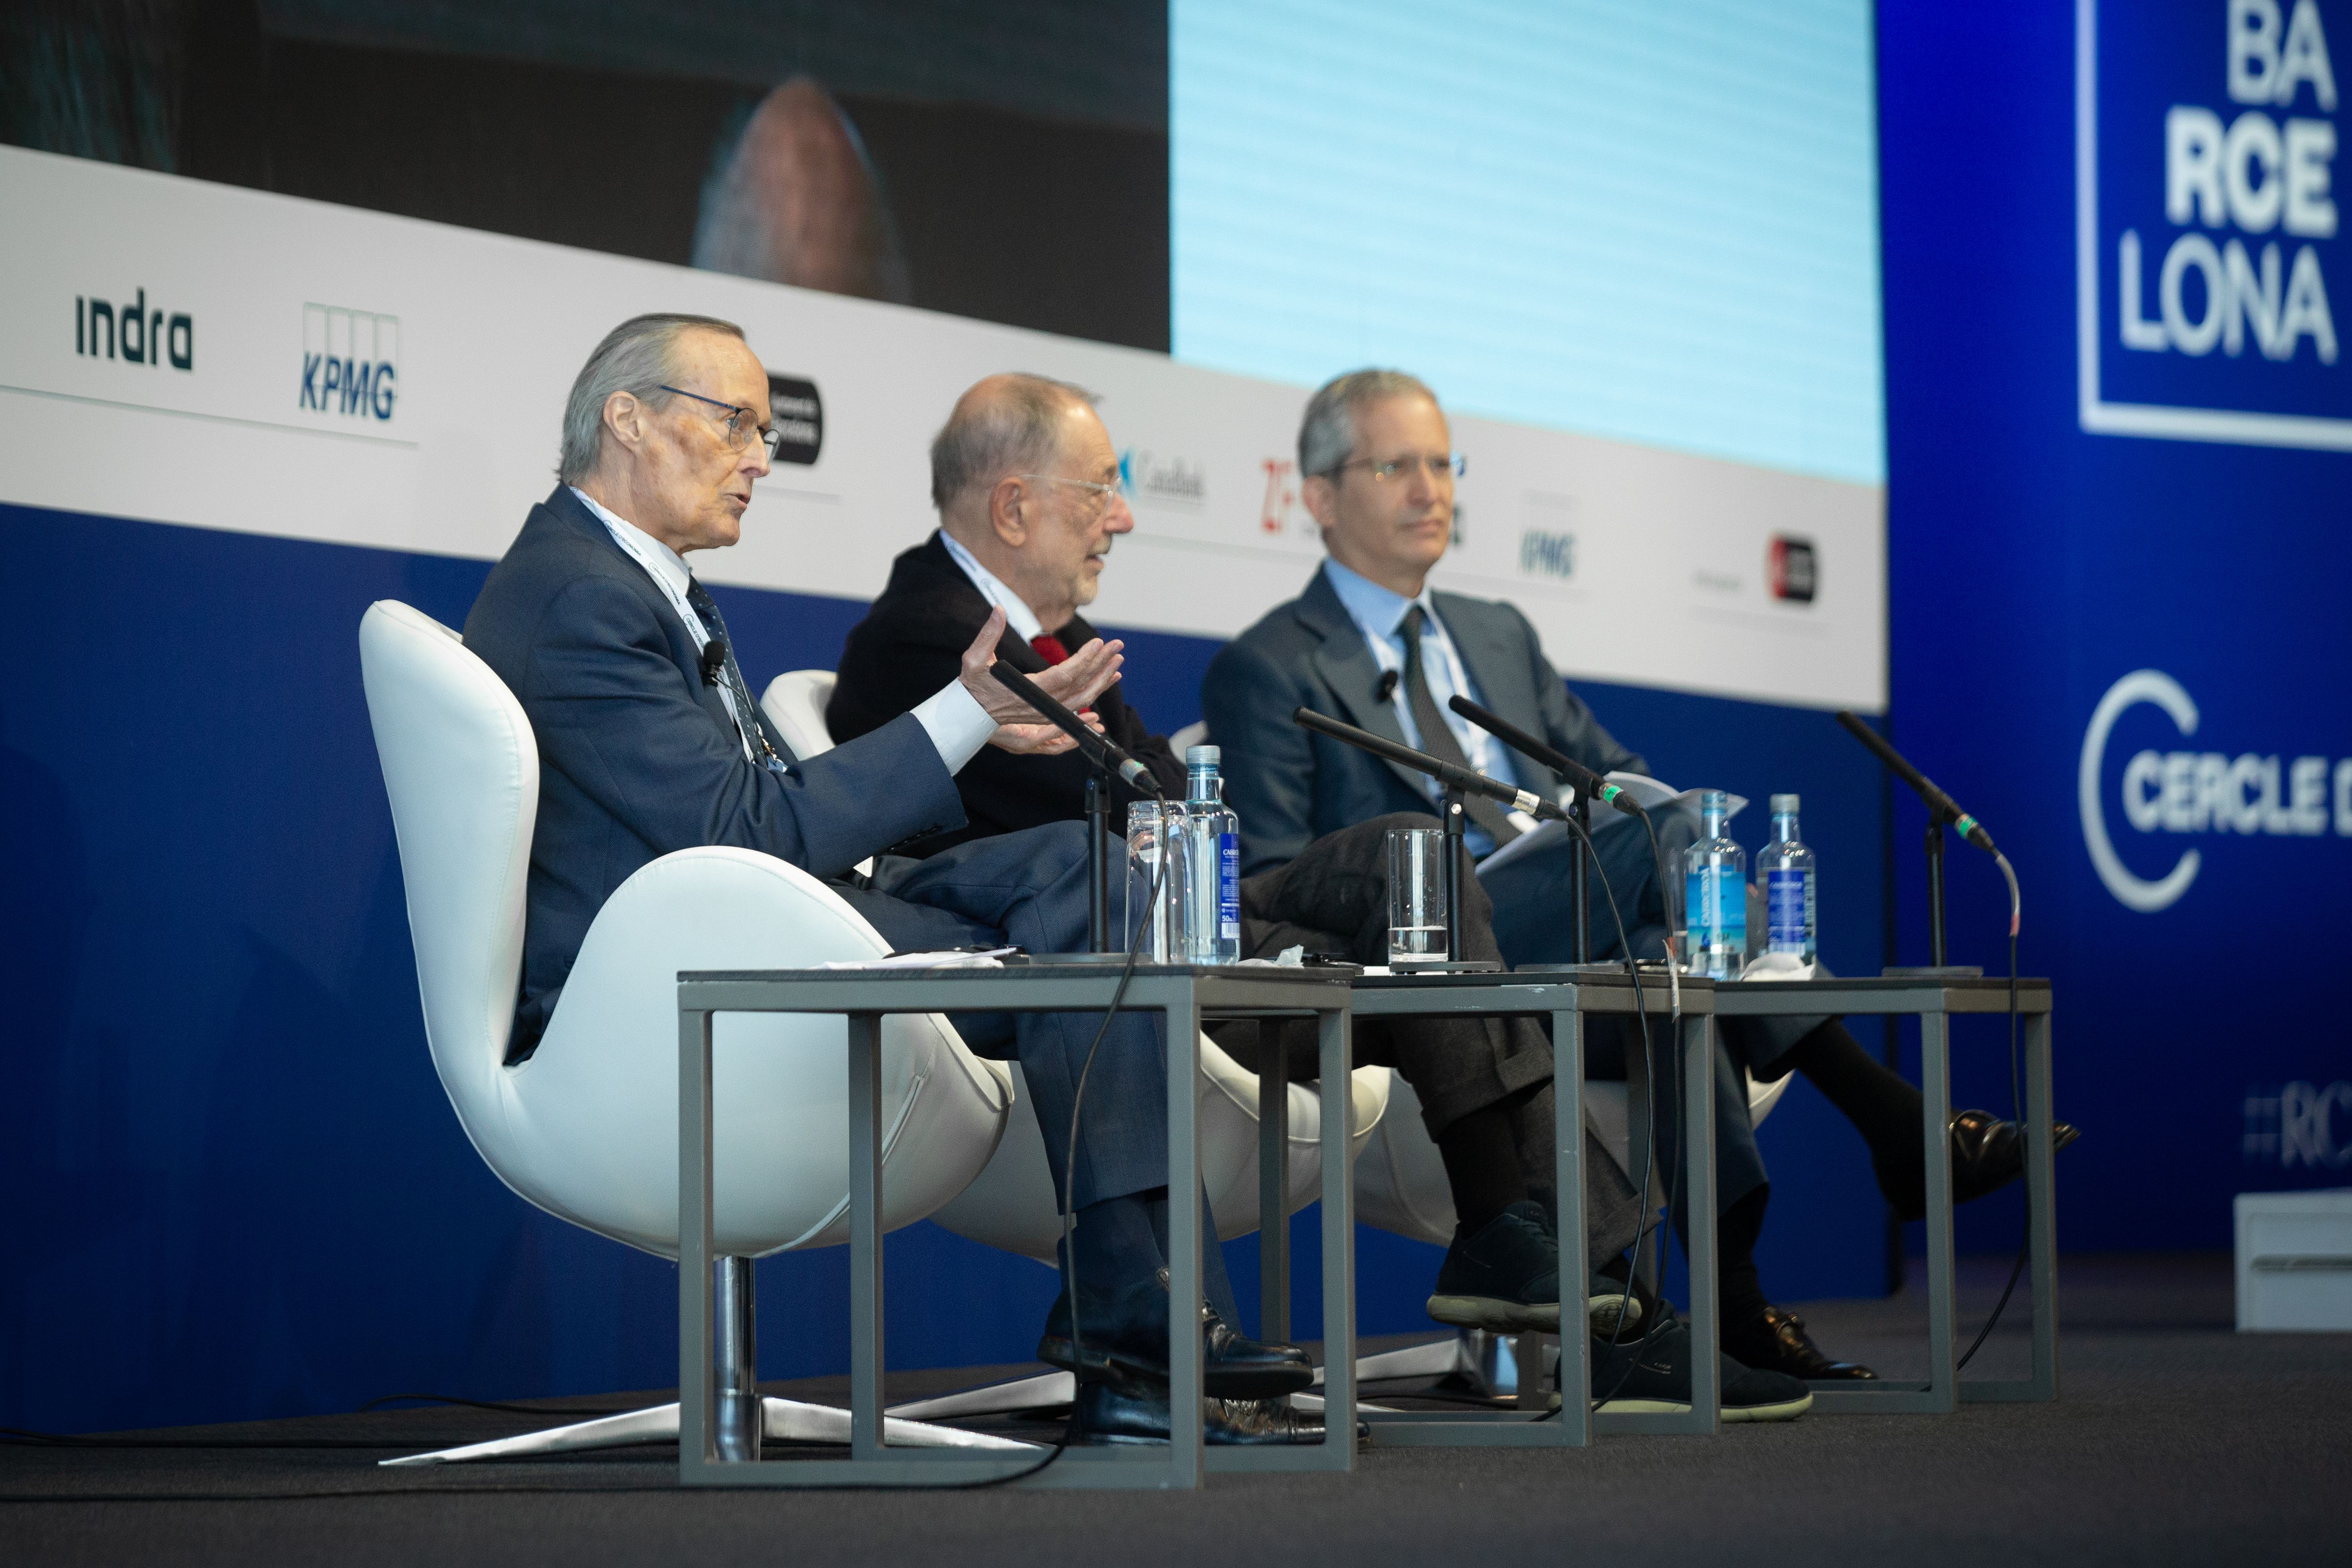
[1399,604,1519,847]
[684,578,789,772]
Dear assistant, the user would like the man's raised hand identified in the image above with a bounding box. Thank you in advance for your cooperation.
[957,608,1126,755]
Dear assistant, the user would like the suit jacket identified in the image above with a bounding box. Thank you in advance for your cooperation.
[1201,565,1645,876]
[826,531,1186,854]
[463,487,965,1059]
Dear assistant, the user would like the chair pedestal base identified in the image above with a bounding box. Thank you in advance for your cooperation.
[380,1396,1034,1466]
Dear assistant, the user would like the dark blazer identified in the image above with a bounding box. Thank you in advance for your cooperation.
[826,531,1186,854]
[1201,564,1645,876]
[463,487,965,1059]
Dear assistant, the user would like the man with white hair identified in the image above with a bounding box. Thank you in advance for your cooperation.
[461,314,1323,1446]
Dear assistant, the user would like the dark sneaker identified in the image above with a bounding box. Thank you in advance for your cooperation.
[1427,1201,1561,1332]
[1590,1314,1812,1423]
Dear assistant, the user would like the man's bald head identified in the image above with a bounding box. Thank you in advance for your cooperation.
[929,373,1100,512]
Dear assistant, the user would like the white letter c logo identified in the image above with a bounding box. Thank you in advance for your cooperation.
[2080,670,2201,911]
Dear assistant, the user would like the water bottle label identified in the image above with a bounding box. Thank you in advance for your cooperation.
[1217,833,1240,940]
[1767,868,1810,951]
[1684,869,1745,946]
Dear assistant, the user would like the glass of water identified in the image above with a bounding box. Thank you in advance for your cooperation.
[1386,826,1447,968]
[1126,801,1183,961]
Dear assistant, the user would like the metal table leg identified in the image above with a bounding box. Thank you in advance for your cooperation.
[1258,1019,1290,1343]
[849,1010,884,1460]
[1553,1007,1591,1445]
[1963,1005,2062,1403]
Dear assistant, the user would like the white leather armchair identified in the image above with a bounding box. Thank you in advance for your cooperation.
[359,603,1024,1463]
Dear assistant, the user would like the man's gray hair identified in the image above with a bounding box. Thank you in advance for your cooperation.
[557,313,746,483]
[1298,368,1440,479]
[930,374,1100,509]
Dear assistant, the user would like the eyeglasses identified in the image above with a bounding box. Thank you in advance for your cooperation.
[1330,453,1467,484]
[659,385,784,459]
[1013,472,1126,519]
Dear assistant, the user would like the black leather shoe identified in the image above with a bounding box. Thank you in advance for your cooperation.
[1725,1305,1878,1381]
[1070,1377,1329,1446]
[1427,1201,1561,1332]
[1881,1111,2081,1222]
[1037,1271,1314,1398]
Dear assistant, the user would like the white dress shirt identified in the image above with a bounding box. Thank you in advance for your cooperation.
[570,488,994,773]
[938,528,1046,641]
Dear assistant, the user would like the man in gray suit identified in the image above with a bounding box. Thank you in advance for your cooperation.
[463,313,1323,1445]
[1205,370,2068,1382]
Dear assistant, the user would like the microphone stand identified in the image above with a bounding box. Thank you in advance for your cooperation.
[1570,795,1592,963]
[1924,805,1950,968]
[1441,787,1468,961]
[1086,769,1112,953]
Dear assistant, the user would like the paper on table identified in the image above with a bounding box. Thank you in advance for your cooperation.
[816,947,1016,970]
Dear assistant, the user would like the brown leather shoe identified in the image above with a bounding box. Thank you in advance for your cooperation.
[1725,1306,1878,1381]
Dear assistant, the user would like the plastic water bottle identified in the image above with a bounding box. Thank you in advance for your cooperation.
[1682,789,1746,980]
[1757,793,1817,964]
[1178,746,1241,964]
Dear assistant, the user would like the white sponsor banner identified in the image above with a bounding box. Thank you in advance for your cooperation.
[0,146,1885,711]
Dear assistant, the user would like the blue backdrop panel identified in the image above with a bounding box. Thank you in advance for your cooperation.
[1877,1,2352,1256]
[0,501,1885,1433]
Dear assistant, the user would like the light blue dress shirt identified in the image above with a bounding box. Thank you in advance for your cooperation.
[1321,558,1526,855]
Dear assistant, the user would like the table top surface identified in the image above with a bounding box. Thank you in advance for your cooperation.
[678,962,1357,985]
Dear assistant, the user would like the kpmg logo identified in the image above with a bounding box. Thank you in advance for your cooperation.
[2078,668,2352,910]
[75,288,193,370]
[1119,448,1205,507]
[301,304,397,421]
[1519,528,1575,581]
[2079,0,2352,446]
[766,375,821,464]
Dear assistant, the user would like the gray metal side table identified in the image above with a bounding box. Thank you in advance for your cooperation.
[1346,968,1721,1444]
[1712,974,2058,1412]
[674,962,1357,1489]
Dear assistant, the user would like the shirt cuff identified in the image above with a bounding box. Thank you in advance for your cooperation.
[913,680,997,775]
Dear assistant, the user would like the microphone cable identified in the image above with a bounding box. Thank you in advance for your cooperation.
[1956,851,2027,1372]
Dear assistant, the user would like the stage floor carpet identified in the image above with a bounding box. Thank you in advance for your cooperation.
[5,1253,2347,1566]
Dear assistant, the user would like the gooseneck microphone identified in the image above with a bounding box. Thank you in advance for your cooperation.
[1834,711,1997,854]
[1445,694,1645,818]
[989,662,1165,797]
[1292,707,1570,822]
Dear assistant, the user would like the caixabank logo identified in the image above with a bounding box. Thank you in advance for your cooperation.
[2079,0,2352,447]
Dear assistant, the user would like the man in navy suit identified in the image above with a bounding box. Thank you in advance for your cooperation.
[463,314,1320,1445]
[1205,370,2071,1382]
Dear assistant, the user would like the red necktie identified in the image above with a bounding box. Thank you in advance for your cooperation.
[1029,633,1069,666]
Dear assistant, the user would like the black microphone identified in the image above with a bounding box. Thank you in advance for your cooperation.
[989,662,1164,797]
[1835,711,1997,854]
[1291,707,1569,823]
[1374,668,1400,703]
[699,638,728,687]
[1445,694,1644,818]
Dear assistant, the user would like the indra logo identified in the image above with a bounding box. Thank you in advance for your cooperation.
[300,304,397,421]
[2079,0,2352,447]
[75,288,193,370]
[2078,668,2352,910]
